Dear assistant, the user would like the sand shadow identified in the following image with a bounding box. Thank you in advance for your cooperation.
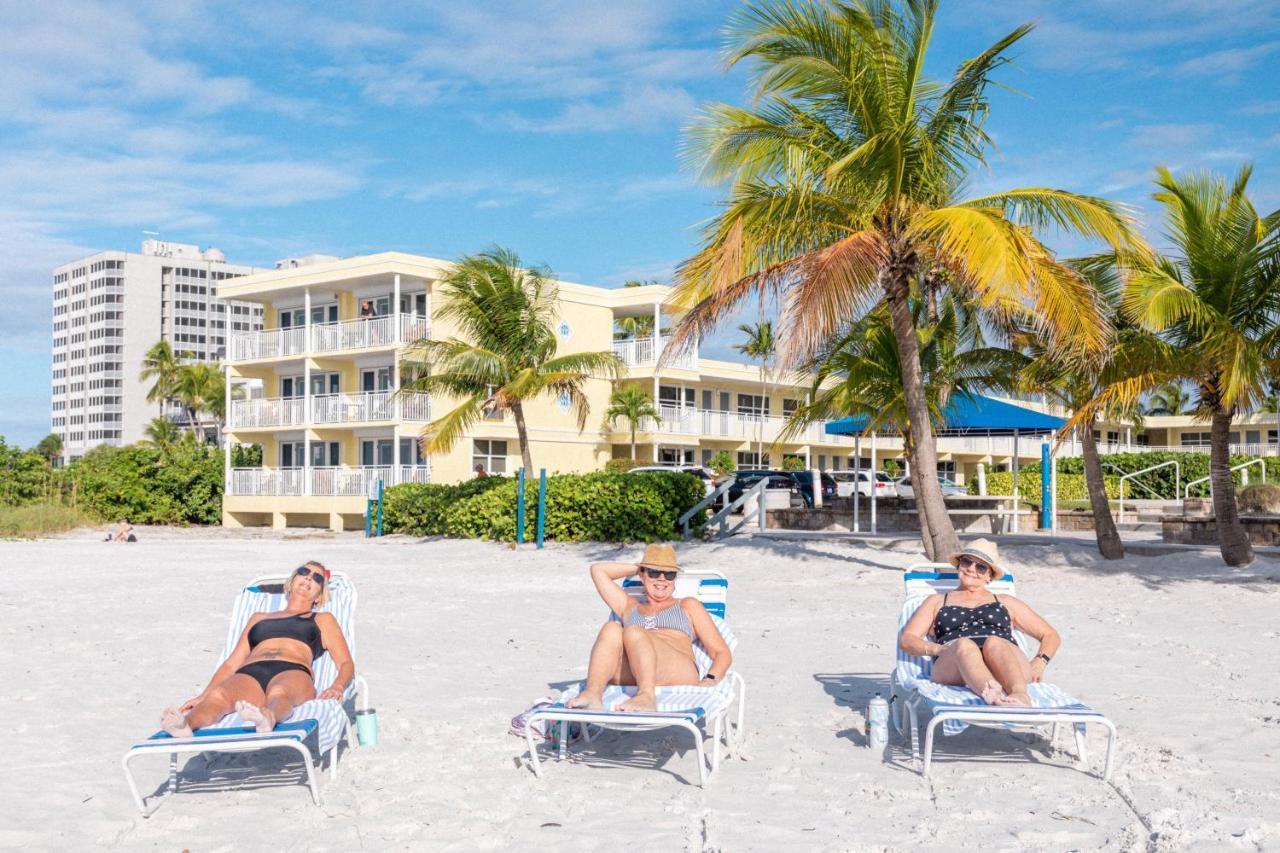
[139,739,342,809]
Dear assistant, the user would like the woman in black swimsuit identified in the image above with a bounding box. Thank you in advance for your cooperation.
[899,539,1060,706]
[160,561,355,736]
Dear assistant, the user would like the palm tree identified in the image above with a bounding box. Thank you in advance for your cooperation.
[1113,165,1280,567]
[174,362,223,440]
[143,416,182,448]
[35,433,63,465]
[1144,381,1193,416]
[399,247,623,473]
[604,385,661,460]
[139,340,192,418]
[734,321,776,461]
[665,0,1142,559]
[614,315,656,340]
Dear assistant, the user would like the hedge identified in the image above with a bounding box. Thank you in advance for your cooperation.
[1014,450,1280,499]
[975,471,1119,506]
[383,471,705,542]
[69,443,224,525]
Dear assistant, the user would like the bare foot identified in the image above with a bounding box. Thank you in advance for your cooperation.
[980,680,1006,705]
[566,691,603,710]
[235,699,276,733]
[160,705,193,738]
[618,689,657,712]
[998,690,1032,707]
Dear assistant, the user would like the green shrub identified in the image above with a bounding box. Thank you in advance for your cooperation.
[605,458,642,473]
[973,471,1119,506]
[1015,450,1280,499]
[707,451,735,477]
[781,456,805,472]
[0,438,57,506]
[68,443,223,525]
[383,471,704,542]
[1237,483,1280,514]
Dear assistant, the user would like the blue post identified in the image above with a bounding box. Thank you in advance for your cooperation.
[1041,442,1051,530]
[376,478,384,537]
[516,468,526,544]
[364,499,371,537]
[536,468,547,549]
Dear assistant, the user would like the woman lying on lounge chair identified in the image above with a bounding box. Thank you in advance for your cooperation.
[566,544,732,713]
[160,561,355,736]
[899,539,1060,707]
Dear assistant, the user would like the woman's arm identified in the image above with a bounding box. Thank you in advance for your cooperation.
[588,562,640,618]
[180,620,256,711]
[315,613,355,701]
[684,599,732,685]
[898,595,945,658]
[1004,597,1060,682]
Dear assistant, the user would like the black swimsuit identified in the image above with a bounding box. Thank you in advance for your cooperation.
[931,592,1014,651]
[236,613,325,691]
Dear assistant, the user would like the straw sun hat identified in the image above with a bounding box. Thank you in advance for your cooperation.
[948,538,1004,580]
[637,543,682,573]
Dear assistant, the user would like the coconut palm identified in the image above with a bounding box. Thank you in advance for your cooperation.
[734,321,776,461]
[666,0,1142,558]
[35,433,63,464]
[143,416,183,449]
[399,247,623,473]
[1112,165,1280,567]
[174,362,223,441]
[603,385,661,460]
[139,340,192,418]
[1144,381,1193,416]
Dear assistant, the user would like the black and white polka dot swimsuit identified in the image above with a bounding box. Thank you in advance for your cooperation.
[931,592,1014,651]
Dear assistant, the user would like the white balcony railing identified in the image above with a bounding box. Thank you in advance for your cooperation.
[228,465,432,497]
[312,391,395,425]
[625,406,846,445]
[398,464,432,484]
[613,334,698,370]
[231,326,306,361]
[230,396,306,428]
[399,314,430,343]
[311,317,395,353]
[230,467,305,496]
[399,392,431,422]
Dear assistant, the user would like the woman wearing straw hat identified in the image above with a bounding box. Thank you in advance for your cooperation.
[566,544,732,713]
[899,539,1060,706]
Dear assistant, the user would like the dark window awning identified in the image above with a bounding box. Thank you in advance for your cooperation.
[824,394,1067,438]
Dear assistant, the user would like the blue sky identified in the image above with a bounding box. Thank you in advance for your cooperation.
[1,0,1278,446]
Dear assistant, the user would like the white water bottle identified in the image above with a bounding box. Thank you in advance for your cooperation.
[867,693,889,750]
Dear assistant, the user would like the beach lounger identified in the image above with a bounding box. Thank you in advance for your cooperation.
[891,564,1117,779]
[122,572,370,816]
[524,571,746,786]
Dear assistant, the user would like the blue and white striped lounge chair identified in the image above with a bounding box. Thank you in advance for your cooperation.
[891,564,1117,779]
[524,571,746,786]
[122,572,370,816]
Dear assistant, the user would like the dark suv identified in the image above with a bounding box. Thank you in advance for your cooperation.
[725,470,836,508]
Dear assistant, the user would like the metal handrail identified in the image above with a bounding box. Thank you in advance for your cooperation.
[680,479,735,539]
[1185,458,1265,498]
[1117,460,1180,523]
[684,477,771,540]
[1101,462,1161,501]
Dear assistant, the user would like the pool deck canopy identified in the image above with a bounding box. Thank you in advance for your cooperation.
[824,395,1066,438]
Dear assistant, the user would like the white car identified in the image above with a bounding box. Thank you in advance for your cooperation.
[893,476,967,498]
[830,470,895,497]
[627,465,718,497]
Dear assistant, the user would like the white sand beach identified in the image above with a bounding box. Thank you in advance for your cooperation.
[1,529,1277,852]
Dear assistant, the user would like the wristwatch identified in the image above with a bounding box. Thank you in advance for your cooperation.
[704,673,717,681]
[1034,653,1051,664]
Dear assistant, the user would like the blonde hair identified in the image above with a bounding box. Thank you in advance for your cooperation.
[286,560,331,608]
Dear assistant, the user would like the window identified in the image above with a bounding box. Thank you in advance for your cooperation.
[360,439,394,466]
[1246,430,1261,445]
[1179,432,1212,447]
[473,440,508,475]
[737,451,770,468]
[360,367,393,392]
[937,461,956,479]
[783,398,800,417]
[658,447,694,465]
[399,292,428,316]
[817,454,827,470]
[399,438,426,466]
[736,394,769,418]
[701,448,713,465]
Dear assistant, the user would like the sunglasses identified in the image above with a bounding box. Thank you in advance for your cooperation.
[642,568,678,581]
[294,566,327,585]
[956,555,992,575]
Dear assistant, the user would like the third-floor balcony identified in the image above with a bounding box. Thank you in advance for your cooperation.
[229,314,431,361]
[229,391,431,428]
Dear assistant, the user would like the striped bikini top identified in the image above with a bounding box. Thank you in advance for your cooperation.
[620,600,695,639]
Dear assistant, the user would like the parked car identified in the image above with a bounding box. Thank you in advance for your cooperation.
[724,470,803,508]
[627,465,717,497]
[830,470,895,498]
[894,475,967,498]
[789,470,838,505]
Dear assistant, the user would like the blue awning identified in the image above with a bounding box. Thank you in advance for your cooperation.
[824,394,1066,437]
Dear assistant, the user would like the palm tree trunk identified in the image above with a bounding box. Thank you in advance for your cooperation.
[1211,406,1254,566]
[884,267,959,559]
[758,364,767,462]
[630,425,637,460]
[1079,423,1123,559]
[511,401,535,474]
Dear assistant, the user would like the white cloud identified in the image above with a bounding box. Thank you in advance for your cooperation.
[1172,41,1280,78]
[497,85,698,134]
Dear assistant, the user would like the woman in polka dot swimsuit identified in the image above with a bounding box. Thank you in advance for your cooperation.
[899,539,1061,706]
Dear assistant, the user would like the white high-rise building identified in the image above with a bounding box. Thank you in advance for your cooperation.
[50,240,265,462]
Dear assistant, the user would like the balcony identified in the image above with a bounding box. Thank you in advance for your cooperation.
[229,315,432,360]
[230,397,306,428]
[613,335,697,370]
[230,392,430,428]
[227,465,431,496]
[624,405,850,445]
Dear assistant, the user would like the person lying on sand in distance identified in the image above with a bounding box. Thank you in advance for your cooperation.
[566,544,731,713]
[108,519,136,542]
[899,539,1060,706]
[159,561,354,736]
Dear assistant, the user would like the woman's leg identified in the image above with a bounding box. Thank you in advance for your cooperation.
[618,624,659,711]
[236,670,316,733]
[931,639,1006,704]
[566,621,632,710]
[980,637,1033,706]
[161,673,263,736]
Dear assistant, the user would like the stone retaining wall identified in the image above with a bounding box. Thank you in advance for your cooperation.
[1161,514,1280,545]
[766,497,1037,534]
